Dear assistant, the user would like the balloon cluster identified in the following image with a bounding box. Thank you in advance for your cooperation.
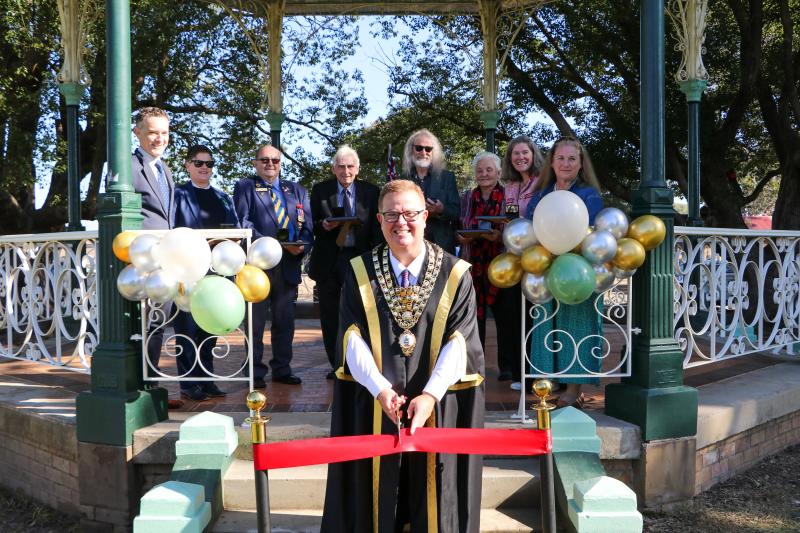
[487,190,666,306]
[113,228,283,335]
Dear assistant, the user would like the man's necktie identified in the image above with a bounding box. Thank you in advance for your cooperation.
[400,269,410,288]
[343,188,354,217]
[156,162,170,209]
[269,186,289,231]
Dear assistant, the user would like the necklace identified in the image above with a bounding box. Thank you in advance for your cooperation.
[372,242,443,356]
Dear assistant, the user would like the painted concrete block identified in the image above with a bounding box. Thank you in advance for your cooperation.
[551,406,602,454]
[568,476,643,533]
[175,411,238,457]
[133,481,212,533]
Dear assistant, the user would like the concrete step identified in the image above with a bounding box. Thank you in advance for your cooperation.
[223,458,540,512]
[212,508,541,532]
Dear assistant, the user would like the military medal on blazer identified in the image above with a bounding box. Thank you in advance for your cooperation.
[372,242,444,356]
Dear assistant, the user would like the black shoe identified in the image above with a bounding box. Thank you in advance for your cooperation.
[252,378,267,389]
[180,386,210,402]
[326,370,336,380]
[201,383,227,398]
[273,374,302,385]
[498,371,513,382]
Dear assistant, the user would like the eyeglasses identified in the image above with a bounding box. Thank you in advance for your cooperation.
[413,145,433,153]
[189,159,215,168]
[256,157,281,165]
[380,209,425,223]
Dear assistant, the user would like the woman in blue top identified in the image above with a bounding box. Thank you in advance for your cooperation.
[525,136,603,407]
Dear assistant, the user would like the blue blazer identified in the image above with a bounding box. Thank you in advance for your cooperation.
[233,175,314,285]
[131,150,175,230]
[525,180,604,225]
[174,182,240,229]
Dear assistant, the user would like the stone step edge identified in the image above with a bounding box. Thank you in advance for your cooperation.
[212,508,542,533]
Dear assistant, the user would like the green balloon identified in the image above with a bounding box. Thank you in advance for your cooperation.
[190,276,246,336]
[545,253,596,305]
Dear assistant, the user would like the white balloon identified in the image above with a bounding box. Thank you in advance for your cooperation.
[502,218,538,255]
[155,227,211,284]
[532,190,589,255]
[117,264,147,301]
[211,240,246,276]
[129,234,161,273]
[247,237,283,270]
[144,269,179,304]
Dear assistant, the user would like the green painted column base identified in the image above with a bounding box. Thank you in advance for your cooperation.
[605,384,697,442]
[133,480,212,533]
[76,387,168,446]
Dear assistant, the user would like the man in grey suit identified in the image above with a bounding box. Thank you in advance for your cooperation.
[399,129,460,254]
[131,107,174,380]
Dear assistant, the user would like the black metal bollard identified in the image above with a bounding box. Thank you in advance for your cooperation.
[247,391,272,533]
[533,380,557,533]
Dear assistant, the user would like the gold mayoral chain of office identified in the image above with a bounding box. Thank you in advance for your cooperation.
[372,242,443,356]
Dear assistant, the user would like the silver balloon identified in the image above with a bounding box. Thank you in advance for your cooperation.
[581,229,618,264]
[173,282,195,312]
[613,266,636,279]
[502,218,538,255]
[117,264,147,301]
[594,208,629,239]
[129,234,161,273]
[212,240,246,276]
[521,272,553,304]
[144,268,179,304]
[247,237,283,270]
[594,263,616,293]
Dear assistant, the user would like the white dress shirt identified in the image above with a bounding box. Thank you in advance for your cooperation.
[346,246,467,401]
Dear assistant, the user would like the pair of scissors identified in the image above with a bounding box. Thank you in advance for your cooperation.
[395,405,403,444]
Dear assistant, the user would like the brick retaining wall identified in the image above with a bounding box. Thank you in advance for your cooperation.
[694,409,800,495]
[0,403,79,514]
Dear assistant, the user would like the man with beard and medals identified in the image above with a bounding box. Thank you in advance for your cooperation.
[321,180,485,533]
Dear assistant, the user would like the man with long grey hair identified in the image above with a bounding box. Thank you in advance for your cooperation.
[399,129,459,253]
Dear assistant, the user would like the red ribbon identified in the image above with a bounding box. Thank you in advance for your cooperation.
[253,428,551,471]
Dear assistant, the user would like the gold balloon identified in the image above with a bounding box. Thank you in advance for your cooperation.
[612,238,646,270]
[488,253,523,288]
[627,215,666,251]
[521,245,553,275]
[236,265,271,302]
[112,231,138,263]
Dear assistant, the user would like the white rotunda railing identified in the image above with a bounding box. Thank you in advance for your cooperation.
[673,226,800,367]
[0,231,98,372]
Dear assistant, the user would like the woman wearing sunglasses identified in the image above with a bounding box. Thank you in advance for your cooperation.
[173,144,240,402]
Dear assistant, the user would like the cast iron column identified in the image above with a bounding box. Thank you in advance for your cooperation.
[604,0,698,441]
[681,80,707,226]
[76,0,168,447]
[481,110,499,153]
[60,82,86,231]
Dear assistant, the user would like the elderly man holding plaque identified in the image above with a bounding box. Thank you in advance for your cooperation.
[321,180,485,533]
[309,145,382,379]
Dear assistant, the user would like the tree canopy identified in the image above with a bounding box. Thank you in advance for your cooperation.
[0,0,796,234]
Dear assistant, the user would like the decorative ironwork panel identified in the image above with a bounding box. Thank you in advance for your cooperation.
[674,226,800,367]
[0,231,98,372]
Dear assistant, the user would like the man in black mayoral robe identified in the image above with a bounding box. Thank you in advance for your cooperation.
[321,179,485,533]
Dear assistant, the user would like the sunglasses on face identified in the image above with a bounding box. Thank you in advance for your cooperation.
[380,209,425,223]
[256,157,281,165]
[189,159,215,168]
[413,145,434,153]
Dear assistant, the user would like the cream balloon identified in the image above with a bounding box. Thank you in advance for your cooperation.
[531,190,589,255]
[154,227,211,284]
[502,218,538,255]
[117,264,147,301]
[128,234,161,273]
[211,240,246,276]
[144,269,179,304]
[247,237,283,270]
